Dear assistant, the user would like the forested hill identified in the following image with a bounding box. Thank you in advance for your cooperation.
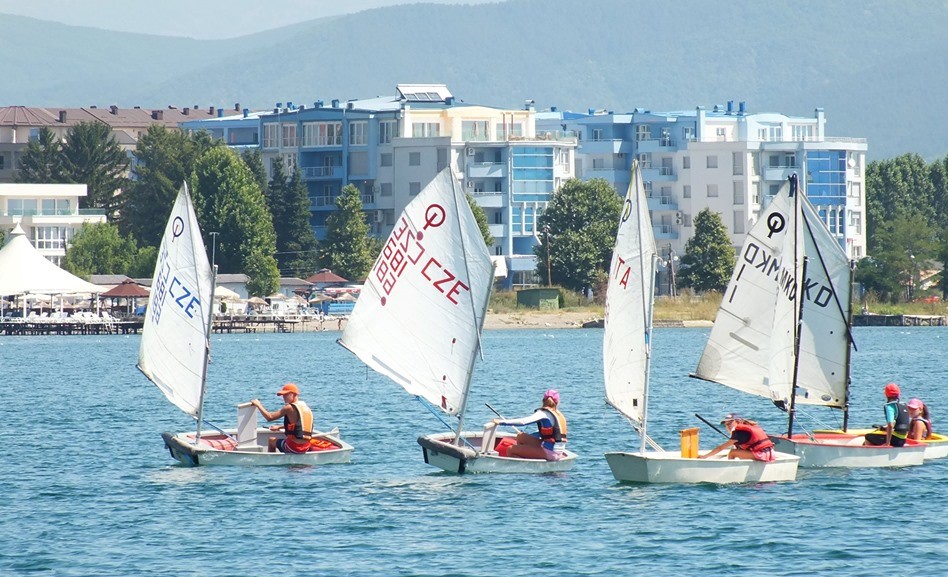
[3,0,947,160]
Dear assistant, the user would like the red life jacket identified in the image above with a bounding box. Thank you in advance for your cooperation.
[732,422,773,451]
[537,407,568,444]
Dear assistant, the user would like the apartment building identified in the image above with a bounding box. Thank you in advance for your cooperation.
[184,85,578,288]
[0,104,224,183]
[541,102,868,273]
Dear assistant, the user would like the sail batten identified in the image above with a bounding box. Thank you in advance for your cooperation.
[339,169,493,418]
[138,184,214,418]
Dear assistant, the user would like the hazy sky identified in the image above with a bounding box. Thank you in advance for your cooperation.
[0,0,501,39]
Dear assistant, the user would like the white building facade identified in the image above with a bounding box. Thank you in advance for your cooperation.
[0,183,107,265]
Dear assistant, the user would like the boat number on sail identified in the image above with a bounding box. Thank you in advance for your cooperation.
[739,241,835,307]
[610,255,634,290]
[150,245,203,324]
[375,203,470,306]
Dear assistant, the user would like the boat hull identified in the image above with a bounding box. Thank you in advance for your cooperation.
[161,427,353,466]
[417,431,577,474]
[770,433,926,468]
[604,450,799,484]
[813,428,948,460]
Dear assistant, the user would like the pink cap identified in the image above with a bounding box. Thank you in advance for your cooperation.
[908,398,924,410]
[543,389,560,404]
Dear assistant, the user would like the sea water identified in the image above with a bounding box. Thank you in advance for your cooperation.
[1,327,946,576]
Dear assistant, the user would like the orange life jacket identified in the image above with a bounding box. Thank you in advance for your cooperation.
[284,400,314,440]
[537,407,568,444]
[732,422,773,451]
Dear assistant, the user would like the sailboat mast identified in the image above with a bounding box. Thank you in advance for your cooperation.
[786,175,804,438]
[639,255,657,454]
[194,233,219,444]
[450,176,490,443]
[842,259,855,431]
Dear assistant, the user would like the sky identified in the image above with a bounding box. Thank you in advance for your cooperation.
[0,0,501,39]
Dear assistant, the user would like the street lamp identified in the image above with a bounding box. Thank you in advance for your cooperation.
[909,254,916,301]
[667,244,679,297]
[543,225,552,287]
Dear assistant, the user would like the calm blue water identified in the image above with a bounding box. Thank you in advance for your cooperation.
[2,327,946,576]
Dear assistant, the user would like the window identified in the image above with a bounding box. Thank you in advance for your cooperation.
[281,124,297,148]
[682,156,690,169]
[716,127,726,139]
[409,152,421,166]
[733,211,745,235]
[733,181,744,204]
[494,211,503,224]
[683,185,691,199]
[303,122,342,146]
[263,123,279,148]
[379,120,397,144]
[732,152,744,175]
[34,226,69,250]
[591,158,605,169]
[707,155,718,169]
[348,151,368,175]
[7,198,37,215]
[496,122,523,138]
[636,153,651,169]
[707,184,719,197]
[635,125,651,141]
[592,128,603,141]
[282,152,296,173]
[380,153,392,167]
[0,154,5,170]
[409,182,421,196]
[462,120,489,141]
[791,124,814,141]
[849,210,862,234]
[41,198,70,215]
[349,121,367,146]
[683,126,695,141]
[380,183,392,197]
[412,122,440,138]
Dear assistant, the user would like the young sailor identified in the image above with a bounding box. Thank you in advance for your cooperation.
[699,414,775,461]
[864,382,910,447]
[481,389,568,461]
[249,382,315,453]
[907,398,932,441]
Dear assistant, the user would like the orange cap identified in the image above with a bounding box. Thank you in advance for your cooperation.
[276,383,299,396]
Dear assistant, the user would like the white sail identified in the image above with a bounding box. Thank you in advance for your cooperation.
[339,169,493,417]
[603,162,657,424]
[693,179,851,408]
[138,184,214,417]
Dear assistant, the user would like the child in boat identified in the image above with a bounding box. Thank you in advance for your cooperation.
[481,389,568,460]
[699,414,775,461]
[907,398,932,441]
[249,383,315,453]
[864,382,910,447]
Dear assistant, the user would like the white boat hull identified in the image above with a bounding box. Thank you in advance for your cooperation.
[417,431,577,474]
[813,428,948,460]
[161,427,354,466]
[604,450,799,484]
[770,433,926,468]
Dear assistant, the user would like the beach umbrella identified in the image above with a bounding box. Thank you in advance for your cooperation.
[247,296,267,306]
[335,292,357,302]
[214,286,242,301]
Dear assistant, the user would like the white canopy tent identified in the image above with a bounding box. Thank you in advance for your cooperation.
[0,224,103,315]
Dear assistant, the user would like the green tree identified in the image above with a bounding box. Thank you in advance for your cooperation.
[120,126,218,247]
[533,178,622,293]
[865,154,935,249]
[241,148,268,194]
[321,184,374,280]
[869,214,936,301]
[62,222,139,277]
[277,169,319,278]
[466,193,494,248]
[15,127,65,183]
[678,209,735,293]
[191,147,279,296]
[60,121,129,219]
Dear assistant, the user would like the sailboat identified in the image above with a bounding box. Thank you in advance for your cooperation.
[140,184,353,466]
[339,169,577,474]
[693,175,924,468]
[604,162,799,483]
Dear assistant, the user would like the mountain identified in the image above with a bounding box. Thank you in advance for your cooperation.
[3,0,947,160]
